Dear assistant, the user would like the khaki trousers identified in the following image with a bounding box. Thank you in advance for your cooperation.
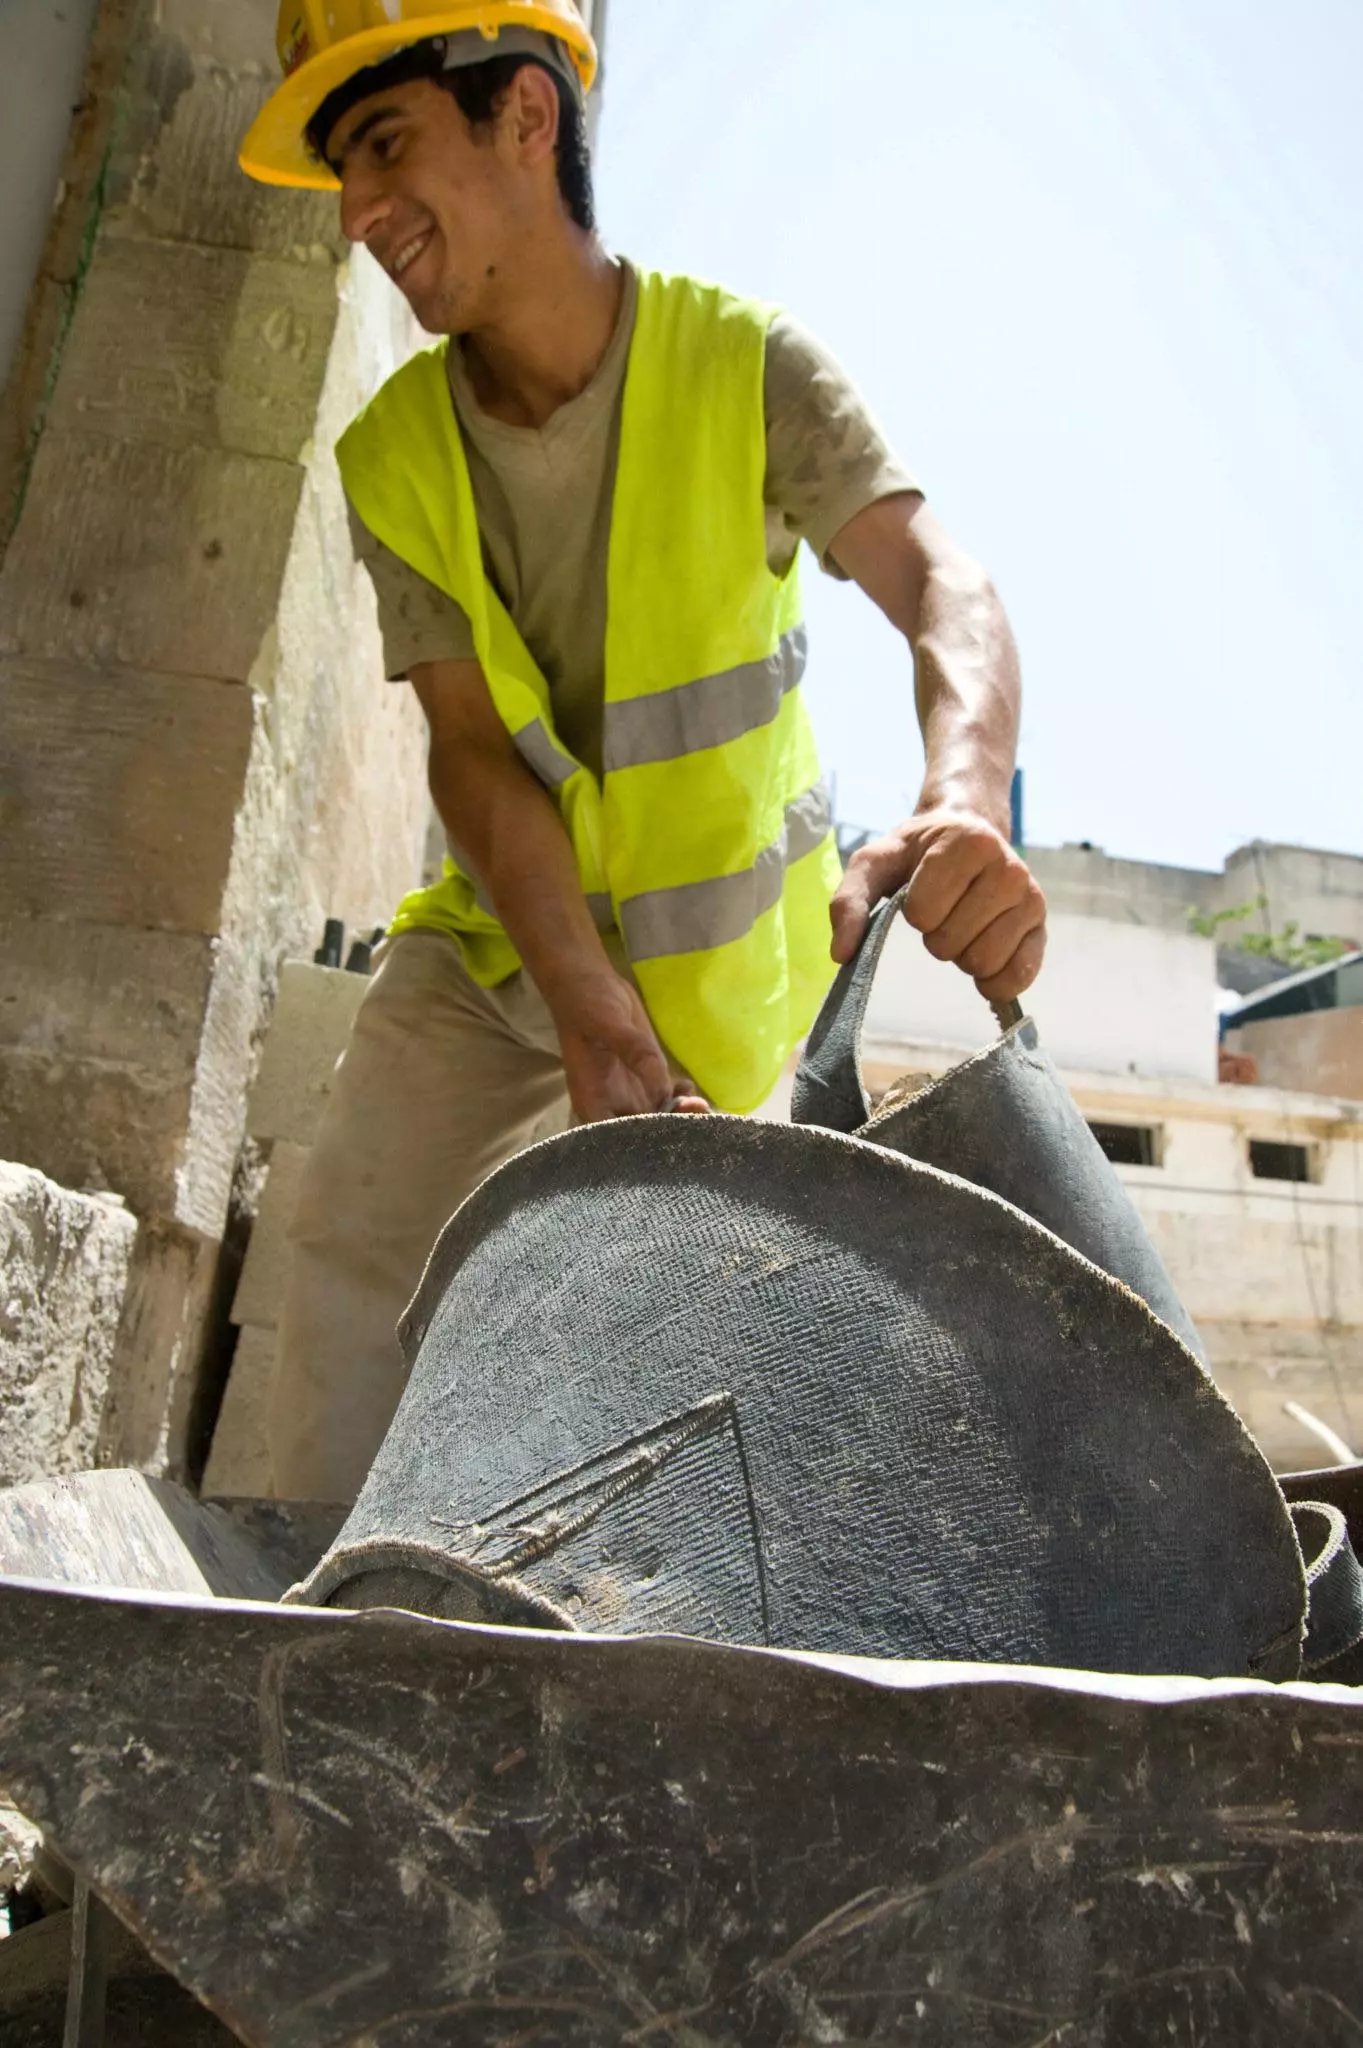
[269,930,577,1503]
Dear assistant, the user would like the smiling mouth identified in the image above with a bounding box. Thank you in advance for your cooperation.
[390,229,433,281]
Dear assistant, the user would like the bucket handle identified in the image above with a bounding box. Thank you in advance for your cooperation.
[790,887,1024,1132]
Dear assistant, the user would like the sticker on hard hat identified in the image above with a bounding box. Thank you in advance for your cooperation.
[280,19,312,77]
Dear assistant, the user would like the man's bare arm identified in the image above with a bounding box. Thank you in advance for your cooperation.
[409,659,687,1119]
[827,494,1046,1003]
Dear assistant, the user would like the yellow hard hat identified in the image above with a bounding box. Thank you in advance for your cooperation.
[239,0,598,192]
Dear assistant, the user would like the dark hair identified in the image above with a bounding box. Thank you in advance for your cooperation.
[308,45,594,232]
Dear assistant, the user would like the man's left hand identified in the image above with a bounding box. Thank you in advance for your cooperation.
[829,809,1047,1004]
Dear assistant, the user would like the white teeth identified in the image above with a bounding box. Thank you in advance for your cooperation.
[392,234,428,279]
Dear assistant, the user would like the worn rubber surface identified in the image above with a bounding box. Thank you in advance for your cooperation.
[2,1584,1362,2048]
[794,887,1204,1356]
[304,1114,1303,1677]
[862,1021,1206,1356]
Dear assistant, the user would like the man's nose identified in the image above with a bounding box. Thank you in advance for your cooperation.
[339,170,391,247]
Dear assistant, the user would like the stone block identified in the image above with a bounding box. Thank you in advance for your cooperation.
[0,921,214,1070]
[231,1142,309,1330]
[97,1220,222,1476]
[246,963,369,1146]
[0,1053,193,1221]
[0,1471,293,1601]
[107,40,340,259]
[0,1162,137,1488]
[200,1324,276,1500]
[0,434,303,682]
[155,0,281,70]
[0,660,254,932]
[48,237,337,463]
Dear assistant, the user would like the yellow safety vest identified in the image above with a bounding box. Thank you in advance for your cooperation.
[336,268,842,1112]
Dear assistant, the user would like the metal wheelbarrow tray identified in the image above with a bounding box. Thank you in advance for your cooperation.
[1,1514,1363,2048]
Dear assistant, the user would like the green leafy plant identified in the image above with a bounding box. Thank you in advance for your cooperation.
[1186,895,1352,968]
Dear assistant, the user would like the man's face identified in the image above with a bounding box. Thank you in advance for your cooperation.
[328,78,528,332]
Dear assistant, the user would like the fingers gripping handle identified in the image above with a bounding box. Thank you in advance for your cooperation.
[791,888,910,1132]
[790,889,1025,1132]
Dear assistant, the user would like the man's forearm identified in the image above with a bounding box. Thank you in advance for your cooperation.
[429,738,614,1009]
[912,555,1020,836]
[412,658,688,1119]
[825,494,1045,996]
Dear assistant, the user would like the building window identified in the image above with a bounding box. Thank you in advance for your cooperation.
[1088,1121,1162,1168]
[1248,1138,1314,1184]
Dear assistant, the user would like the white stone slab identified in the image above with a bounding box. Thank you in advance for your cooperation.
[230,1141,309,1330]
[200,1324,277,1500]
[245,961,368,1145]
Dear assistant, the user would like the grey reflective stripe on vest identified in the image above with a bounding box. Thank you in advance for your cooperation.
[602,626,808,774]
[620,782,833,963]
[513,718,578,791]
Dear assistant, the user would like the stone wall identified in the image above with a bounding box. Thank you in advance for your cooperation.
[0,0,430,1480]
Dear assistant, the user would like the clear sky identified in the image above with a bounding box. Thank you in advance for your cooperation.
[595,0,1362,873]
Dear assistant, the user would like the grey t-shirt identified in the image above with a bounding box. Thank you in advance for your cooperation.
[349,261,920,778]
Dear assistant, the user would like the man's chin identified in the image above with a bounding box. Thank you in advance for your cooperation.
[399,276,463,337]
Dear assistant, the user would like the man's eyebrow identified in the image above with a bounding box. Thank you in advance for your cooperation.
[331,102,405,172]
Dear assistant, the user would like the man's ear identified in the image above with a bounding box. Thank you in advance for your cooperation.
[504,63,562,165]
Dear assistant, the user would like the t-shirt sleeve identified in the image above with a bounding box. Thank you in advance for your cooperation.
[763,313,922,579]
[346,500,477,678]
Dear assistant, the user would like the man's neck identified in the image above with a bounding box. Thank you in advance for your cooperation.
[460,234,623,430]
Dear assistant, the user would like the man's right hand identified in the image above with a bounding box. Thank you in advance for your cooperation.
[409,661,708,1120]
[554,972,708,1122]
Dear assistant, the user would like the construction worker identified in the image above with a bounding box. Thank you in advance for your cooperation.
[240,2,1048,1504]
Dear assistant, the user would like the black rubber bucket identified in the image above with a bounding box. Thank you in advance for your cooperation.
[292,895,1329,1678]
[792,888,1204,1357]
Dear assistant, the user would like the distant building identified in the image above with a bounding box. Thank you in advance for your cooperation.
[1222,953,1363,1102]
[1027,839,1363,958]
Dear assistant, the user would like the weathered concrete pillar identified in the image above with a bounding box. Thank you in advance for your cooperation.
[0,0,429,1477]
